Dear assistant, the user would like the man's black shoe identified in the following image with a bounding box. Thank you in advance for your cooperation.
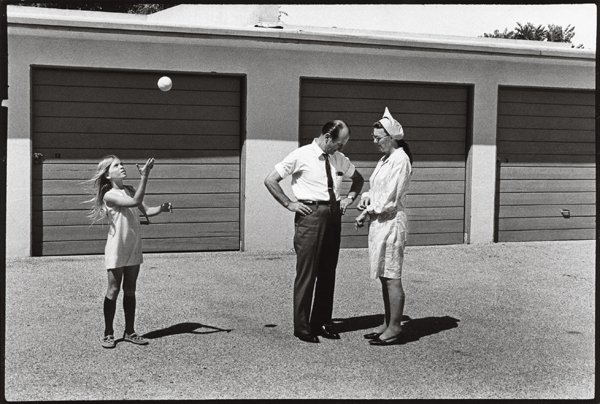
[294,332,320,343]
[316,325,340,340]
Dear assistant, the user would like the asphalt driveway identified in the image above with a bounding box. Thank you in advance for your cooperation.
[4,240,595,400]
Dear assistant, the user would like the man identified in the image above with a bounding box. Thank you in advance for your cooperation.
[264,120,364,343]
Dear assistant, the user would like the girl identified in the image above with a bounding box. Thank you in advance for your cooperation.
[88,155,171,349]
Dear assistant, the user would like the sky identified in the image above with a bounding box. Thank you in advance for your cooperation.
[278,4,597,50]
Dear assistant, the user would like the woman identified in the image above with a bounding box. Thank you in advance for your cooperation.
[355,107,413,346]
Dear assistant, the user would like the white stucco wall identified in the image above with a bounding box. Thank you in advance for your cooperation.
[5,6,595,257]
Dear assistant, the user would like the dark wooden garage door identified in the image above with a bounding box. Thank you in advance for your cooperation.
[496,87,595,242]
[300,79,469,247]
[32,67,242,256]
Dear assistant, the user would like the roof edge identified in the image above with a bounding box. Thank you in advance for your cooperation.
[6,6,595,60]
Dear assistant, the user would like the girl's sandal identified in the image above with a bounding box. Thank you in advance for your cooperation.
[123,332,149,345]
[101,335,116,349]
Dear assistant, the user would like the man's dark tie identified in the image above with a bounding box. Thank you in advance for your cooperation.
[323,153,337,211]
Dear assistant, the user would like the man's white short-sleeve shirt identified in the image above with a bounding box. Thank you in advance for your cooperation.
[274,139,356,201]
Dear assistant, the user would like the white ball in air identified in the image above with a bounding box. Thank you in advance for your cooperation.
[157,76,172,92]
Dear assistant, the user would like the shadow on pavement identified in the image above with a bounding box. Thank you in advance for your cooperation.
[141,322,233,339]
[332,314,412,333]
[334,314,460,343]
[400,316,460,343]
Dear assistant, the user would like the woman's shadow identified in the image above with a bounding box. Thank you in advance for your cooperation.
[141,322,232,340]
[333,314,460,344]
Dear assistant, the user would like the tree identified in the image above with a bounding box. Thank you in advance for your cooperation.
[514,22,546,40]
[483,28,515,39]
[482,22,585,48]
[13,2,178,14]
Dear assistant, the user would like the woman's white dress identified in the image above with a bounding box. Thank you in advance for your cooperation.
[104,188,143,269]
[362,148,411,279]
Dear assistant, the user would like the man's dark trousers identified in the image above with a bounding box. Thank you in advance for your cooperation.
[293,202,342,336]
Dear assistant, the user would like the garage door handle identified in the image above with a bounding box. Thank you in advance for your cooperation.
[560,209,570,218]
[33,153,44,164]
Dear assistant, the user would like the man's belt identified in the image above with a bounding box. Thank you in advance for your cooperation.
[298,200,335,205]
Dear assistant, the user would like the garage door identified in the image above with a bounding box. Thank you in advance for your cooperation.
[300,79,469,247]
[496,87,595,242]
[32,67,242,256]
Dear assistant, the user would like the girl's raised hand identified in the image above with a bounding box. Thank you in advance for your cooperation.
[136,158,155,177]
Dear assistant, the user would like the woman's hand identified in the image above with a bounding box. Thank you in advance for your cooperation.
[136,158,155,177]
[357,195,370,211]
[354,211,370,231]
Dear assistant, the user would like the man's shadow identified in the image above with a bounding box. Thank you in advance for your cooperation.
[141,322,232,340]
[333,314,460,344]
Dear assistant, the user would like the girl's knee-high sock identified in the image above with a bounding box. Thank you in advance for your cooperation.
[103,296,117,336]
[123,294,136,335]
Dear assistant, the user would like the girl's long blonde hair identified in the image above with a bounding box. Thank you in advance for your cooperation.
[86,155,118,224]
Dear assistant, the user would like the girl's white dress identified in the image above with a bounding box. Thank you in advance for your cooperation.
[362,148,411,279]
[104,188,143,269]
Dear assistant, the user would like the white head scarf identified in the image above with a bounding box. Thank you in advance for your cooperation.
[378,107,404,140]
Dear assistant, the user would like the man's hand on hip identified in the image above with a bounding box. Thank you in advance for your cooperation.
[287,201,313,216]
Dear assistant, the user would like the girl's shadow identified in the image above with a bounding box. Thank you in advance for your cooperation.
[141,322,232,339]
[333,314,460,343]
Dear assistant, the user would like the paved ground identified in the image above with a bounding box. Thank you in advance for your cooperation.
[4,240,595,400]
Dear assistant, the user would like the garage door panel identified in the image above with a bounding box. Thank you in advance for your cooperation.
[32,69,241,92]
[352,166,464,181]
[498,89,594,105]
[341,220,462,235]
[301,111,467,128]
[498,217,594,231]
[354,160,465,169]
[341,207,465,223]
[37,207,239,226]
[498,204,595,218]
[498,128,594,143]
[34,118,240,136]
[497,141,593,156]
[499,191,595,206]
[36,236,240,256]
[33,85,240,106]
[34,179,240,195]
[497,154,595,165]
[41,164,240,180]
[301,81,468,101]
[498,115,593,131]
[500,166,595,180]
[301,126,466,142]
[32,67,242,256]
[34,222,240,243]
[500,179,594,193]
[34,148,240,164]
[341,139,464,156]
[36,133,239,150]
[498,229,595,242]
[496,87,595,242]
[302,97,467,114]
[34,101,240,121]
[498,103,594,118]
[35,193,240,211]
[338,180,463,195]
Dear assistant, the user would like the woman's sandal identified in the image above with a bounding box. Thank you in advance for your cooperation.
[369,332,404,346]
